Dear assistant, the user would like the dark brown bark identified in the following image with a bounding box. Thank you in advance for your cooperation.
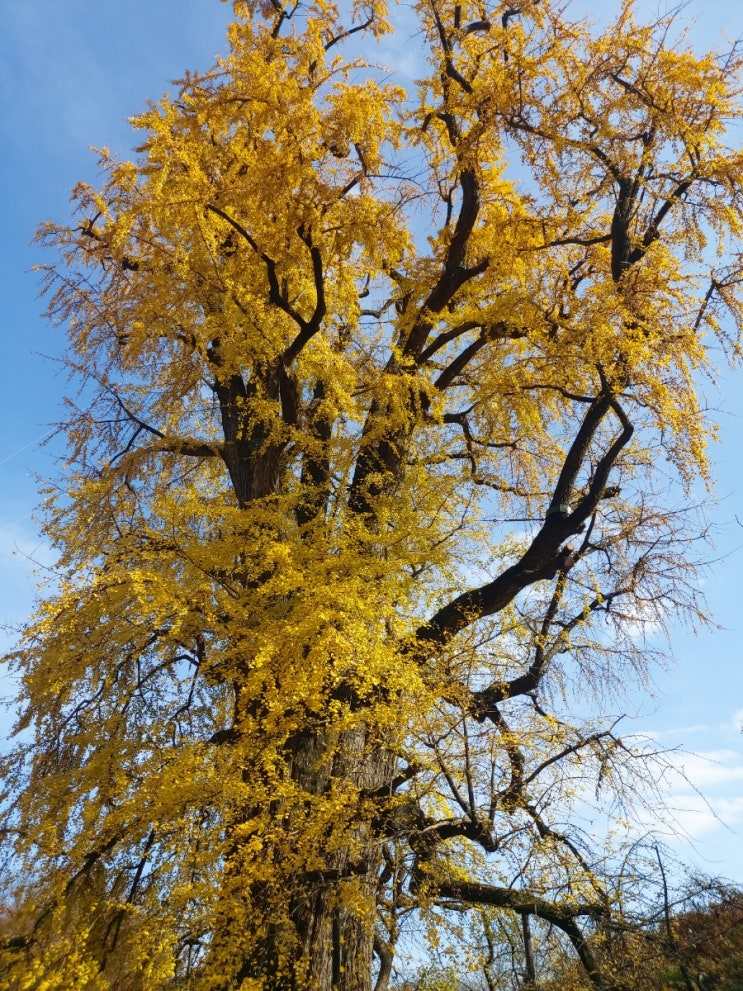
[436,881,610,991]
[411,394,634,698]
[224,723,395,991]
[521,914,536,989]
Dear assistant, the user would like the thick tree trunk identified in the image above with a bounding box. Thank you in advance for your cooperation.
[209,400,396,990]
[215,720,394,991]
[290,877,377,991]
[285,725,394,991]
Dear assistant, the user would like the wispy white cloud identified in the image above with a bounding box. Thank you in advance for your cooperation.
[727,708,743,734]
[667,749,743,791]
[626,739,743,875]
[667,794,743,838]
[643,724,710,742]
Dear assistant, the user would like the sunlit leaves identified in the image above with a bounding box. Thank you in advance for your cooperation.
[4,1,743,988]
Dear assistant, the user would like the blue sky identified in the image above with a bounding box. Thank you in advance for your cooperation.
[1,0,742,887]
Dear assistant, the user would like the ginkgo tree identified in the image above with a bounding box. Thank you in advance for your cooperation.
[2,0,743,989]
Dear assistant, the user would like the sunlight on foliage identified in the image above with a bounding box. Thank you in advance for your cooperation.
[2,0,743,989]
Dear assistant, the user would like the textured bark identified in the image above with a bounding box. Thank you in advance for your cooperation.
[226,725,394,991]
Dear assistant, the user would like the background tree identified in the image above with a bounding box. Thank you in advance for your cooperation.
[539,873,743,991]
[2,1,743,989]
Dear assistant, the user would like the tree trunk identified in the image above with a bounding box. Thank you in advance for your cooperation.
[215,720,395,991]
[209,410,395,990]
[287,724,393,991]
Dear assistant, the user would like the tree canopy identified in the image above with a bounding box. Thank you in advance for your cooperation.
[2,1,743,989]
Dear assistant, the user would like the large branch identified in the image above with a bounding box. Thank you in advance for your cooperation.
[434,881,610,990]
[140,439,221,459]
[435,880,605,920]
[412,168,489,336]
[472,568,641,723]
[411,394,634,669]
[206,203,314,338]
[433,322,525,391]
[106,390,221,463]
[282,224,327,363]
[402,149,487,358]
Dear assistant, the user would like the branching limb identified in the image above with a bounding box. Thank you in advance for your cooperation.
[434,323,525,390]
[434,880,611,990]
[411,394,634,712]
[372,933,394,991]
[104,390,221,463]
[206,203,316,337]
[282,224,327,363]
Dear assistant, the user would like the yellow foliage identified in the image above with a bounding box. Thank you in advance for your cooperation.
[3,1,743,989]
